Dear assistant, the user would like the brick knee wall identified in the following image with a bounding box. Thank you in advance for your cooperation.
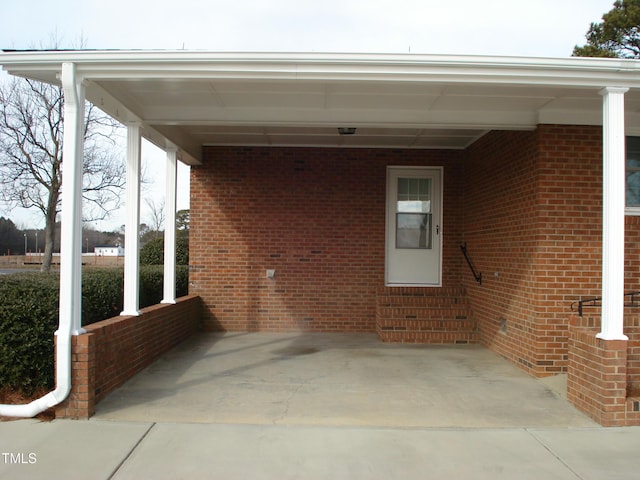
[624,316,640,395]
[629,330,640,395]
[566,314,640,426]
[567,324,627,426]
[55,295,201,419]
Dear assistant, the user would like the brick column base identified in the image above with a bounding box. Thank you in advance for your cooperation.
[55,333,96,419]
[567,322,627,426]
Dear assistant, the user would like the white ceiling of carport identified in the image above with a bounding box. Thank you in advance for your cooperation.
[94,77,640,162]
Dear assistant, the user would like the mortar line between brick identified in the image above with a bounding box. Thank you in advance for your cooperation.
[107,422,156,480]
[525,429,584,480]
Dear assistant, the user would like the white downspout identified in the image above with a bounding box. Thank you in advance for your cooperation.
[0,62,85,417]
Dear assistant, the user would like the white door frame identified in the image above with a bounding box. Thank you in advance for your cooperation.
[385,166,443,287]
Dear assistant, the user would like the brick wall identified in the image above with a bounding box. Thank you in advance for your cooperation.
[625,216,640,296]
[190,147,465,332]
[55,295,201,419]
[535,125,605,373]
[464,126,606,376]
[464,129,541,373]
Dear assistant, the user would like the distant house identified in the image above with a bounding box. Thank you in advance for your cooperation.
[94,245,124,257]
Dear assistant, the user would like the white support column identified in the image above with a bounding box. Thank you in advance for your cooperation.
[162,147,178,304]
[60,62,86,336]
[598,86,629,341]
[121,123,142,316]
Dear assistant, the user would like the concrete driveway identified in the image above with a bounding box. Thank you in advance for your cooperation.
[94,332,596,428]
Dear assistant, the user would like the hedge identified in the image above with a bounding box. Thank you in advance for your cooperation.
[0,266,189,393]
[140,236,189,266]
[139,265,189,307]
[82,268,124,324]
[0,273,58,394]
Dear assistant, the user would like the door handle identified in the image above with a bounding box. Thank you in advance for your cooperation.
[436,225,440,235]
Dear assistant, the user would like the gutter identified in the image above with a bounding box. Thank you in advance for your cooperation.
[3,50,640,89]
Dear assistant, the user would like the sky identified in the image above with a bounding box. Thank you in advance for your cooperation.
[0,0,617,230]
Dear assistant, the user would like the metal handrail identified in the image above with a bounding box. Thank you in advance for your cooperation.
[460,243,482,285]
[571,291,640,317]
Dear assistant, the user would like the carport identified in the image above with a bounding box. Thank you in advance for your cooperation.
[2,51,640,425]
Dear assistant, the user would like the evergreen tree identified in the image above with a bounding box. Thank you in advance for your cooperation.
[573,0,640,58]
[0,217,24,255]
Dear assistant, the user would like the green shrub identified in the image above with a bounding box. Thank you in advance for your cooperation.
[0,266,189,392]
[176,237,189,266]
[176,265,189,297]
[140,236,189,266]
[139,265,163,307]
[0,273,58,393]
[140,237,164,265]
[139,265,189,307]
[82,268,124,325]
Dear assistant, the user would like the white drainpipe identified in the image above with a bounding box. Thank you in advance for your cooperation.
[0,332,72,418]
[0,62,84,417]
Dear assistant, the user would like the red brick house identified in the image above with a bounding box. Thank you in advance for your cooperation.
[1,51,640,425]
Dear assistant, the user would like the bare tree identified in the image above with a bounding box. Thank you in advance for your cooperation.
[0,76,126,271]
[145,198,165,235]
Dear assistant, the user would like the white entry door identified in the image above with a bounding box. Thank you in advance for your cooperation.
[386,167,442,286]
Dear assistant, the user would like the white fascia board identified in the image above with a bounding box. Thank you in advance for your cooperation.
[3,51,640,89]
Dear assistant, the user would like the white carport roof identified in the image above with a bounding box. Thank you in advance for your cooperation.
[2,50,640,164]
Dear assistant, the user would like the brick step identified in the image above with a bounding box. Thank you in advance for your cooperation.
[375,287,477,344]
[378,329,480,344]
[376,306,471,321]
[376,286,466,299]
[376,287,468,307]
[377,297,469,308]
[377,318,477,332]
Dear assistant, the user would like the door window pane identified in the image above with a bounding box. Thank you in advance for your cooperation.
[397,213,432,249]
[396,177,432,249]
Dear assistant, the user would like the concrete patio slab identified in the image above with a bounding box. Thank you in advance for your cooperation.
[94,332,596,428]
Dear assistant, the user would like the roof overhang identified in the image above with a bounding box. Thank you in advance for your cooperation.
[3,50,640,165]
